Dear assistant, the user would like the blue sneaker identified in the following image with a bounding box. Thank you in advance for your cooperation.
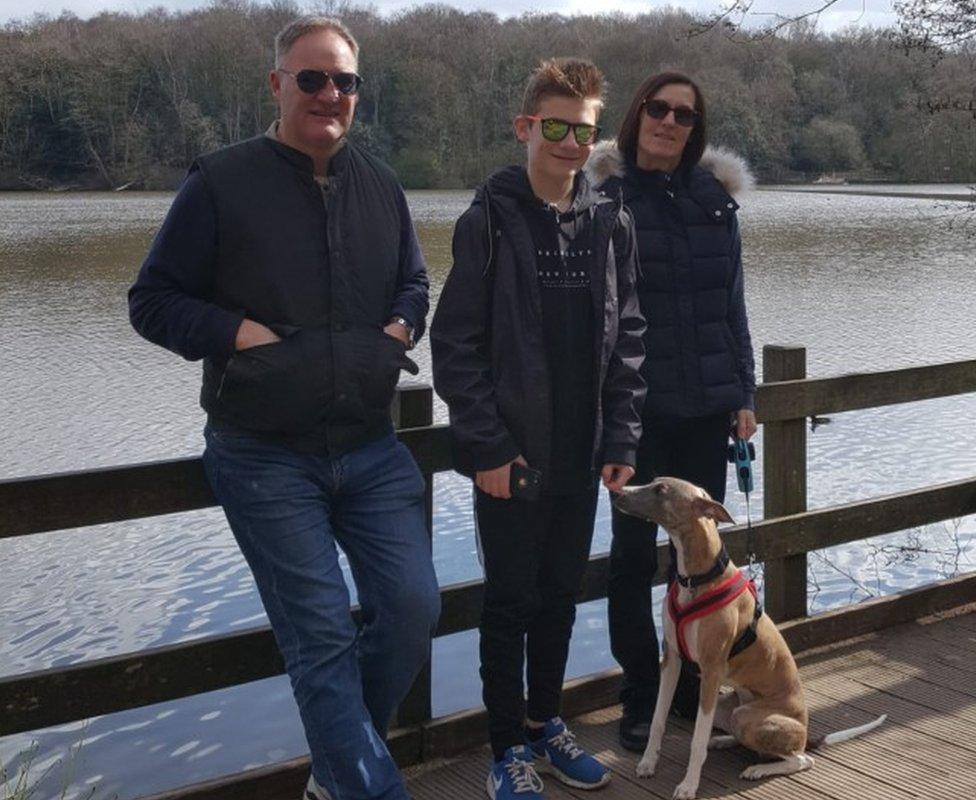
[529,717,610,790]
[486,745,545,799]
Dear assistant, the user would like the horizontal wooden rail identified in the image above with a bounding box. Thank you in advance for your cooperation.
[5,475,975,737]
[755,358,976,423]
[4,359,974,540]
[0,426,452,540]
[740,474,976,561]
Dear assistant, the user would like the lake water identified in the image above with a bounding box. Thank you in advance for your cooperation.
[2,186,975,799]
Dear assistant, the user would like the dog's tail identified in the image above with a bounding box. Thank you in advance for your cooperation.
[808,714,887,749]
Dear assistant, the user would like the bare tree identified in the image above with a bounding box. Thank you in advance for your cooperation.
[895,0,976,49]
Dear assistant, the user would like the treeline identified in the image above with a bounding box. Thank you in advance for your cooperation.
[1,1,974,190]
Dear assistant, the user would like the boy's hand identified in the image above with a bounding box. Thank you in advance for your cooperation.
[602,463,635,493]
[476,456,528,499]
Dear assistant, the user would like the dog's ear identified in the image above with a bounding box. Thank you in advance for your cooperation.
[694,497,735,525]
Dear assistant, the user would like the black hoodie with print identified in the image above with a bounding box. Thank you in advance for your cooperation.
[522,172,598,491]
[431,165,646,491]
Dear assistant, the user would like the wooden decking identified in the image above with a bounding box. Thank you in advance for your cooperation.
[404,606,976,800]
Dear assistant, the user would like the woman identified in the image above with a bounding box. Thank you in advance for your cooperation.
[585,71,756,751]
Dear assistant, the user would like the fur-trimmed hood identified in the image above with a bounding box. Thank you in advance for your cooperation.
[584,140,755,198]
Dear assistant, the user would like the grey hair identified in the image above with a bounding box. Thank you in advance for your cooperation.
[274,16,359,68]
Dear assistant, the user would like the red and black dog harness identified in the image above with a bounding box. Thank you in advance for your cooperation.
[667,545,762,666]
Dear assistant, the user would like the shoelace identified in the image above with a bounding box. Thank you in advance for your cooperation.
[549,728,584,760]
[506,758,544,793]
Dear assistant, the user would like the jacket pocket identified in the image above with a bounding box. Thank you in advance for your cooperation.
[333,324,419,414]
[216,328,331,434]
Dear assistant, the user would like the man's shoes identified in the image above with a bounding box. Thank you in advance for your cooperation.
[303,774,333,800]
[528,717,610,790]
[618,708,651,752]
[486,745,544,799]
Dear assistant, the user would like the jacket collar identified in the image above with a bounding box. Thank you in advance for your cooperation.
[583,141,749,223]
[481,164,613,216]
[263,121,350,181]
[584,139,754,198]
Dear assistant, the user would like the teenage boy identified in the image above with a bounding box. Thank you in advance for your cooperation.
[431,58,646,800]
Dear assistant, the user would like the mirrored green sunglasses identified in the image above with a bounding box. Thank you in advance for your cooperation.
[524,115,601,146]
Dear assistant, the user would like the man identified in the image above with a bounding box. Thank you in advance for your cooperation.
[128,16,439,800]
[431,59,646,800]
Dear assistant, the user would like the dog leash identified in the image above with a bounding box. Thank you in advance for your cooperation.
[744,491,760,587]
[728,431,759,584]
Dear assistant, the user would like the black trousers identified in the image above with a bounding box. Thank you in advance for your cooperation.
[476,486,599,758]
[607,412,731,717]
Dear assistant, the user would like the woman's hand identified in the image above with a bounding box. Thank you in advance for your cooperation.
[476,456,528,499]
[602,463,635,493]
[735,409,757,440]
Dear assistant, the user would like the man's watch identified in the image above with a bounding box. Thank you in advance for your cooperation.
[389,316,416,349]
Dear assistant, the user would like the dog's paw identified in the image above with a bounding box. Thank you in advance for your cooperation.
[635,755,658,778]
[740,764,766,781]
[672,779,698,799]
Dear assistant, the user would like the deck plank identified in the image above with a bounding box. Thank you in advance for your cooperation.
[804,689,968,777]
[405,609,976,800]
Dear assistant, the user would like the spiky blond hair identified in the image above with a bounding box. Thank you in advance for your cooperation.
[520,57,605,116]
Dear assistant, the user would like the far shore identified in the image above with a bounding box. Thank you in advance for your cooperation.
[2,180,974,198]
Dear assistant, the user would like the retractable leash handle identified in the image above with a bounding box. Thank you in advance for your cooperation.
[728,430,759,581]
[727,436,755,494]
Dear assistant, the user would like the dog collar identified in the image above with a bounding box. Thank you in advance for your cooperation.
[675,544,730,588]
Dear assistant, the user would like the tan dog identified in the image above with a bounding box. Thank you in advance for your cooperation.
[614,477,885,800]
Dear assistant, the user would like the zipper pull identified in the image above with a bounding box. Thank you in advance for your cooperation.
[664,173,675,200]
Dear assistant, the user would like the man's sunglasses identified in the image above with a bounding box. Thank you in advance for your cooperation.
[524,116,601,146]
[643,99,699,128]
[279,68,363,96]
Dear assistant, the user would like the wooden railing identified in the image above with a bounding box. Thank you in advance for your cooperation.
[2,345,976,799]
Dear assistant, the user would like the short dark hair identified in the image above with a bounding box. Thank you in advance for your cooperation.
[616,71,707,171]
[274,16,359,68]
[521,58,605,116]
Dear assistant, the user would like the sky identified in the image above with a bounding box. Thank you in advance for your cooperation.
[0,0,900,31]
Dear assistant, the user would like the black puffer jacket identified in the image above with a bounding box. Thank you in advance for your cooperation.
[586,143,756,418]
[431,166,646,481]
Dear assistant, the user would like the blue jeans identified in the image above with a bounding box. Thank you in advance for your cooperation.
[203,428,440,800]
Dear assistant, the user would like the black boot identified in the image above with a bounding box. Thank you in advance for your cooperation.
[618,705,652,752]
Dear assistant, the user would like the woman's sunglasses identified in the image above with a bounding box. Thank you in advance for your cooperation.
[524,115,601,146]
[643,99,699,128]
[278,68,364,96]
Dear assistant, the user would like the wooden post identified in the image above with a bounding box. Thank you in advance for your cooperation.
[393,382,435,729]
[762,345,808,622]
